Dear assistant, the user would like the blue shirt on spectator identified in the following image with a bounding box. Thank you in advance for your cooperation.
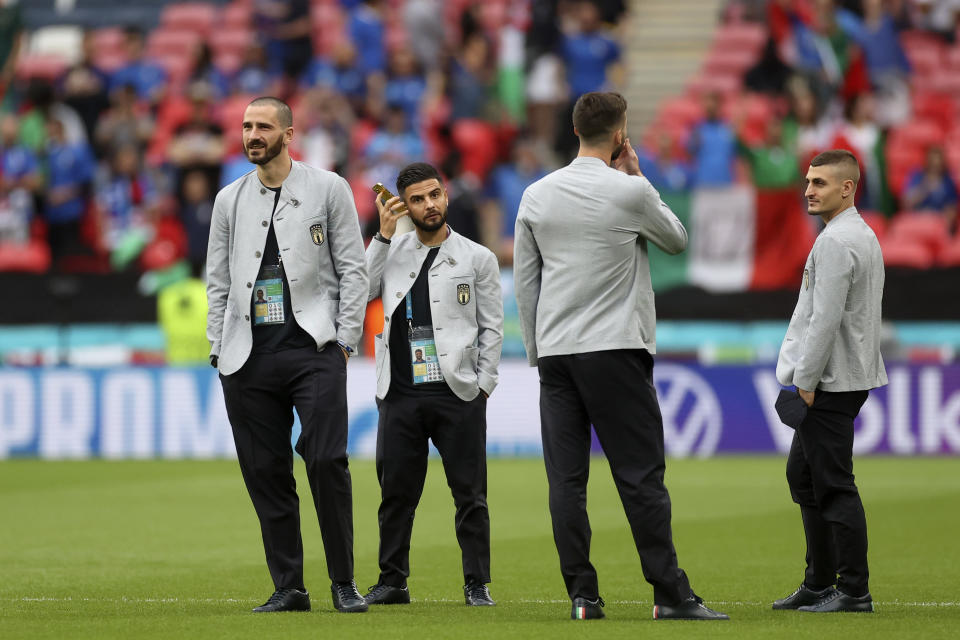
[689,120,736,187]
[1,146,39,180]
[905,169,959,212]
[449,60,488,120]
[486,164,547,238]
[234,64,274,95]
[301,57,366,98]
[350,5,386,75]
[44,141,94,223]
[836,9,910,80]
[110,61,167,102]
[636,149,694,193]
[385,74,426,123]
[561,32,620,98]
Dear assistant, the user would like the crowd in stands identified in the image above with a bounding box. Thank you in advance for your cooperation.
[644,0,960,278]
[1,0,959,283]
[0,0,626,278]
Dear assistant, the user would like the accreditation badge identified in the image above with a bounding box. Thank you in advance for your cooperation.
[253,265,285,326]
[408,325,444,384]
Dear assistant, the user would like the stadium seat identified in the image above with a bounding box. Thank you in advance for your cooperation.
[311,3,345,55]
[160,3,217,36]
[657,95,704,128]
[887,211,951,257]
[711,23,766,53]
[0,240,51,274]
[28,25,83,63]
[210,29,253,59]
[912,92,955,133]
[880,236,935,269]
[686,73,742,97]
[221,2,252,29]
[147,30,201,59]
[451,119,499,181]
[701,48,757,76]
[859,211,888,242]
[937,234,960,266]
[15,54,69,82]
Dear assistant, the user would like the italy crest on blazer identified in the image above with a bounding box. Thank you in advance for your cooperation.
[310,223,324,245]
[457,283,470,305]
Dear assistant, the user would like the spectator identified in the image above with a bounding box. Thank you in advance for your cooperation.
[166,82,225,205]
[94,84,155,156]
[744,37,793,95]
[439,150,483,244]
[178,168,214,272]
[186,42,231,101]
[233,42,277,96]
[302,42,366,108]
[688,92,736,187]
[737,116,801,191]
[384,48,427,126]
[253,0,313,89]
[834,92,889,212]
[94,144,160,251]
[0,114,41,194]
[18,80,88,152]
[296,87,354,173]
[912,0,960,42]
[556,0,622,158]
[782,80,834,168]
[449,34,494,121]
[59,31,111,143]
[363,103,425,192]
[43,119,95,261]
[402,0,445,71]
[110,26,167,107]
[903,145,959,230]
[349,0,387,77]
[0,0,23,108]
[636,132,693,194]
[481,137,549,263]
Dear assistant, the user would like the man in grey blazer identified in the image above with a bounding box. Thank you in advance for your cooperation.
[772,149,887,613]
[362,162,503,608]
[513,92,727,621]
[206,97,369,614]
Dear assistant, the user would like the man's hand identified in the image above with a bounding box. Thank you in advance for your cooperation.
[340,346,349,363]
[374,193,408,240]
[209,355,218,369]
[613,137,642,176]
[798,388,815,407]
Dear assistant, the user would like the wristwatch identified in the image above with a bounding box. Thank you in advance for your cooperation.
[374,232,391,244]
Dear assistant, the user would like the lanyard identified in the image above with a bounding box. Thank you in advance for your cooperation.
[405,290,414,334]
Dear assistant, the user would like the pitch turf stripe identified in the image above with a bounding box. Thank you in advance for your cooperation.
[6,597,960,607]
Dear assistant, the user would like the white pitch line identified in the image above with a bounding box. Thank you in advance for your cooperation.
[5,597,959,608]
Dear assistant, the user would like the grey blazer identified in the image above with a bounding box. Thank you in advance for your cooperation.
[776,207,887,392]
[513,157,687,366]
[366,228,503,401]
[206,161,368,375]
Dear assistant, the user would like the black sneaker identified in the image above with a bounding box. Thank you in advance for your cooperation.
[571,596,605,620]
[252,588,310,613]
[798,590,873,613]
[653,596,729,620]
[772,584,837,610]
[364,583,411,605]
[464,582,496,606]
[331,580,369,613]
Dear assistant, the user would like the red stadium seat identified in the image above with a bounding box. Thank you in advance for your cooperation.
[0,240,51,274]
[912,92,955,133]
[937,234,960,266]
[686,73,742,97]
[451,119,499,181]
[221,2,252,29]
[657,96,704,128]
[93,27,126,57]
[15,54,69,82]
[147,30,201,59]
[161,3,217,36]
[887,211,951,256]
[701,48,758,76]
[880,236,936,269]
[712,23,766,53]
[859,211,888,242]
[210,29,253,59]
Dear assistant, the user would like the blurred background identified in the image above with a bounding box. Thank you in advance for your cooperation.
[0,0,957,459]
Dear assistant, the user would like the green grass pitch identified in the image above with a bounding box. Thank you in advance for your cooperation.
[1,456,958,639]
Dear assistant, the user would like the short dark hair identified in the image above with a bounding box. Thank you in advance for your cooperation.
[396,162,443,196]
[572,92,627,145]
[810,149,860,184]
[248,96,293,128]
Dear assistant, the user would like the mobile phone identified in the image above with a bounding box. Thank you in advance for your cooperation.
[611,139,627,162]
[372,183,407,212]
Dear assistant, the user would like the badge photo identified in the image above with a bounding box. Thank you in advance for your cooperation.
[310,223,324,246]
[456,283,470,305]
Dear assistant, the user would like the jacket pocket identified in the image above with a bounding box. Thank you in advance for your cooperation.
[459,345,479,378]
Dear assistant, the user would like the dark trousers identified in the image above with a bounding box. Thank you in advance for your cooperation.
[220,344,354,591]
[375,389,490,587]
[786,389,870,597]
[538,349,693,605]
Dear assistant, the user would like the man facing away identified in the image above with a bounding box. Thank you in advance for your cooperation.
[206,96,369,614]
[363,162,503,607]
[772,149,887,613]
[513,91,728,621]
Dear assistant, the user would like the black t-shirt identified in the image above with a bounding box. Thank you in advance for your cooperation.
[388,247,455,397]
[251,187,315,354]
